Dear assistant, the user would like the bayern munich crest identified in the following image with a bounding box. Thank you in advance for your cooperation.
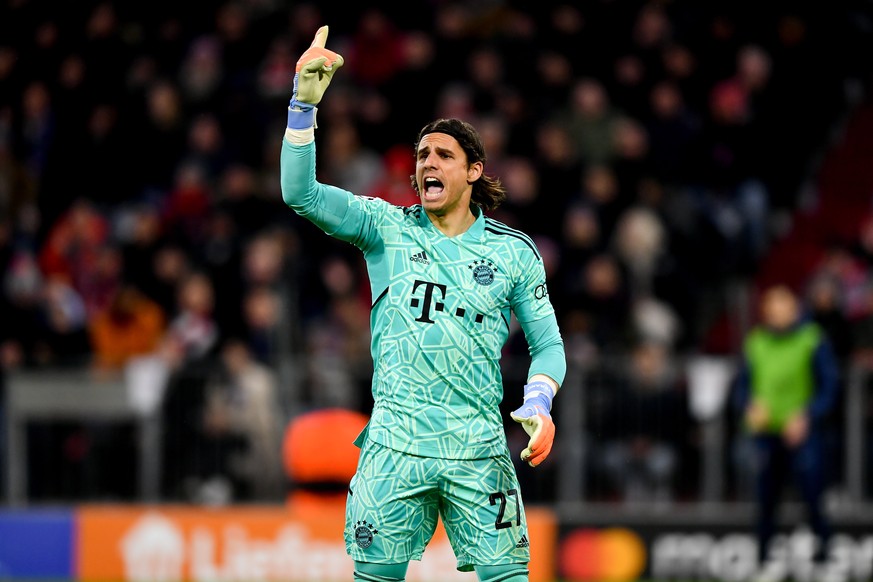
[469,259,497,286]
[354,520,378,548]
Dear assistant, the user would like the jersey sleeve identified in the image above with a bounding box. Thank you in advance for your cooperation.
[280,138,385,253]
[509,248,554,324]
[510,245,566,387]
[521,313,566,387]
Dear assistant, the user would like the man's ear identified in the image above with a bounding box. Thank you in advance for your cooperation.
[467,161,483,183]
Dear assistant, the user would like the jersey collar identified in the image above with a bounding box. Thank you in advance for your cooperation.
[417,205,485,241]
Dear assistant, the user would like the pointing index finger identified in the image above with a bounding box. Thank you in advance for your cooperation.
[311,25,328,49]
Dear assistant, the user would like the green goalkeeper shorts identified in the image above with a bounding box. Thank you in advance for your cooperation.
[344,440,531,571]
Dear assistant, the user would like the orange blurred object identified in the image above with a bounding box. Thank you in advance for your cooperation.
[88,286,166,370]
[282,407,369,485]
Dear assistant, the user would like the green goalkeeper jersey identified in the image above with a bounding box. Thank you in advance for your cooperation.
[281,139,566,460]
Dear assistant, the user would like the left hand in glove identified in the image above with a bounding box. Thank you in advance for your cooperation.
[293,25,344,106]
[510,379,557,467]
[287,25,344,129]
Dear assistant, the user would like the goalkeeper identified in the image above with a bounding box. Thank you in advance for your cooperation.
[280,26,566,582]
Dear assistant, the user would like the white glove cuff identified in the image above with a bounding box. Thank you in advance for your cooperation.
[284,126,315,146]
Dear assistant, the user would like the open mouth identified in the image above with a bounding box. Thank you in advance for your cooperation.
[423,177,444,200]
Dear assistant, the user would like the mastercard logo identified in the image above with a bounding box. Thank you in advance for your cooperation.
[559,527,647,582]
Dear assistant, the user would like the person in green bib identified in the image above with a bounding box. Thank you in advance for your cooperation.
[735,284,840,567]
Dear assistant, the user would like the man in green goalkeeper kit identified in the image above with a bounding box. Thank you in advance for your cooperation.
[280,27,566,582]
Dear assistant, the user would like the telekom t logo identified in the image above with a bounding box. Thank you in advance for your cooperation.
[410,279,486,325]
[410,280,447,323]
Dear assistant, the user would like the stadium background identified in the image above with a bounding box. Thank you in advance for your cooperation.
[1,0,873,580]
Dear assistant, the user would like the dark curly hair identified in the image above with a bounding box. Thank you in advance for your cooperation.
[410,118,507,211]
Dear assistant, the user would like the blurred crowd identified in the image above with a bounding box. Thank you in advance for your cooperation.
[1,0,872,504]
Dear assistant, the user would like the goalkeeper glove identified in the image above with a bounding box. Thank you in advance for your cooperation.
[287,25,344,130]
[510,380,556,467]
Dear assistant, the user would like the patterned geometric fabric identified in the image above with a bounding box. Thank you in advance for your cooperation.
[344,441,530,571]
[332,195,555,460]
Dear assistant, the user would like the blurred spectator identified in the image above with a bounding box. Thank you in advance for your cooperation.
[529,121,581,235]
[0,118,38,227]
[161,162,213,248]
[609,54,648,121]
[76,242,123,319]
[181,112,233,181]
[850,285,873,495]
[591,340,691,504]
[215,162,279,241]
[88,284,166,373]
[467,46,505,115]
[199,209,245,337]
[809,245,870,320]
[579,164,624,243]
[179,36,224,111]
[377,31,440,137]
[3,247,45,365]
[630,3,672,64]
[257,36,295,102]
[552,203,602,314]
[159,271,221,500]
[575,253,633,352]
[19,81,54,179]
[81,2,128,96]
[499,156,541,234]
[118,203,166,299]
[562,203,602,265]
[37,198,110,296]
[609,115,653,200]
[37,275,90,364]
[199,338,284,502]
[475,115,512,183]
[555,77,623,166]
[806,273,854,363]
[241,284,284,365]
[148,243,192,317]
[611,204,667,299]
[733,284,839,566]
[849,282,873,375]
[136,79,187,191]
[632,297,682,350]
[850,213,873,268]
[735,44,773,114]
[344,8,405,89]
[241,228,289,289]
[318,119,384,196]
[661,41,701,104]
[645,80,700,183]
[559,307,599,369]
[165,270,219,361]
[365,143,419,207]
[214,1,258,79]
[532,121,584,203]
[432,82,476,125]
[303,254,371,411]
[65,104,129,207]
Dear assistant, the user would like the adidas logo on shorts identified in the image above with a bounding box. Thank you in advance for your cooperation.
[516,534,530,548]
[410,250,430,265]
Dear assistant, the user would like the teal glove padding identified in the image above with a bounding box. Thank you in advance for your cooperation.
[287,25,344,129]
